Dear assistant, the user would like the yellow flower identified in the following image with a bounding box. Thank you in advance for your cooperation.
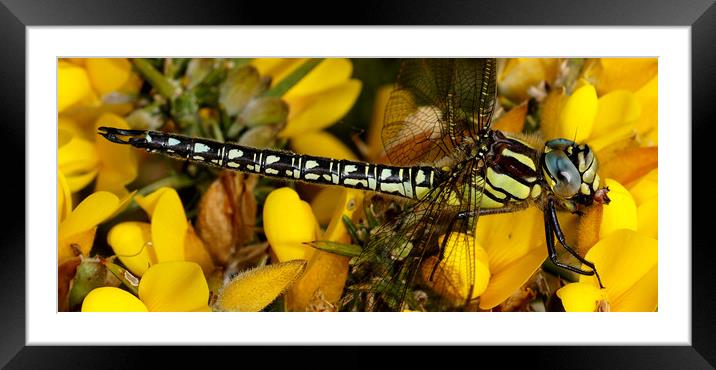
[81,261,211,312]
[542,58,658,146]
[556,229,657,312]
[498,58,560,103]
[58,58,142,126]
[58,169,132,264]
[263,187,362,311]
[107,187,214,277]
[425,207,547,309]
[58,113,138,197]
[251,58,362,160]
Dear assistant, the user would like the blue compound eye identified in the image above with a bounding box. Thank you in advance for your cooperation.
[545,150,581,198]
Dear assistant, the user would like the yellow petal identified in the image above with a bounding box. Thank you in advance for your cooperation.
[94,113,138,197]
[58,126,100,191]
[595,58,658,95]
[321,189,364,243]
[138,261,209,312]
[58,191,120,241]
[558,83,597,142]
[599,179,637,239]
[580,229,657,312]
[150,189,187,262]
[366,85,393,161]
[285,189,362,311]
[422,233,491,303]
[611,264,658,312]
[58,227,97,263]
[477,207,544,274]
[637,197,658,240]
[310,187,345,225]
[263,187,317,262]
[280,80,362,138]
[107,221,155,277]
[591,90,640,139]
[215,260,307,312]
[634,75,658,145]
[629,168,658,206]
[492,102,527,133]
[135,187,174,217]
[598,146,657,185]
[85,58,134,96]
[65,170,100,193]
[290,131,357,160]
[58,170,73,223]
[556,282,605,312]
[539,88,568,141]
[58,61,95,112]
[64,58,86,66]
[251,58,306,85]
[184,225,215,275]
[498,58,559,102]
[479,240,547,310]
[81,287,148,312]
[284,58,353,99]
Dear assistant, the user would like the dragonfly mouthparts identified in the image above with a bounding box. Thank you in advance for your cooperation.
[97,126,146,145]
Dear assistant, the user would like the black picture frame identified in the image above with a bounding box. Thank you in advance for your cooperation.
[2,0,714,367]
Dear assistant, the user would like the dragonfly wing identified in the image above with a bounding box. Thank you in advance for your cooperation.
[349,161,488,311]
[382,58,497,166]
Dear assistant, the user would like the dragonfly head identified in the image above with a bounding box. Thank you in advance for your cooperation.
[541,139,610,211]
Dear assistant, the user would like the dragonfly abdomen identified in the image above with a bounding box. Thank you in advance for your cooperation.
[121,129,444,200]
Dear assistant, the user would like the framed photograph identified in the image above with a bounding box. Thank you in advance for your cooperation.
[4,0,715,367]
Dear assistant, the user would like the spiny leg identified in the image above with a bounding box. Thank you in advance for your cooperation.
[547,199,604,289]
[429,215,458,281]
[543,203,604,288]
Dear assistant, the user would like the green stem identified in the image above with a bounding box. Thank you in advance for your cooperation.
[132,58,178,99]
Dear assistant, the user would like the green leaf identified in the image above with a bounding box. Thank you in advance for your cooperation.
[305,240,362,258]
[263,58,323,98]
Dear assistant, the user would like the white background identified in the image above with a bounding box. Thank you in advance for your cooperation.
[28,27,689,344]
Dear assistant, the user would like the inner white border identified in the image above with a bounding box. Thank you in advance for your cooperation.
[28,26,690,345]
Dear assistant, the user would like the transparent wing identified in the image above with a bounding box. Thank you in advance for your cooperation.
[347,161,488,311]
[382,58,497,166]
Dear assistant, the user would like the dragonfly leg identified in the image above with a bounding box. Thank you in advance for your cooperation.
[544,199,604,289]
[547,199,605,289]
[430,216,458,281]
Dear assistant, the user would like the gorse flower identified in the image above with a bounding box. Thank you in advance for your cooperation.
[59,58,140,197]
[58,169,132,264]
[107,187,214,277]
[251,58,362,161]
[58,58,141,123]
[262,187,363,311]
[81,261,211,312]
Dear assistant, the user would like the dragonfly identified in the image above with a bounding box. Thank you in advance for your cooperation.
[98,58,610,311]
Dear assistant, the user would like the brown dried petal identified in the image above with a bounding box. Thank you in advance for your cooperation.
[197,171,257,265]
[58,257,81,312]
